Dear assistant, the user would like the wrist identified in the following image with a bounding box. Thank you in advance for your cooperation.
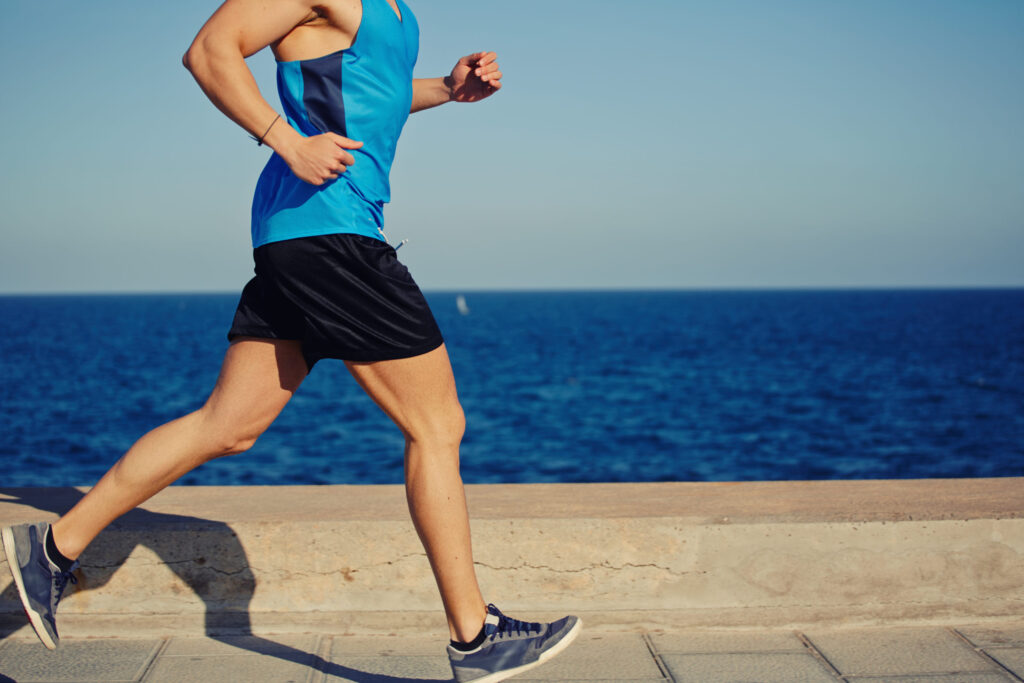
[262,117,301,157]
[442,75,456,101]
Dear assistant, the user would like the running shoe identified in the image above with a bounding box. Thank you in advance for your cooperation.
[447,603,581,683]
[2,522,79,650]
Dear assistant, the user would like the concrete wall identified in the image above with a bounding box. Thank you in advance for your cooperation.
[1,480,1022,637]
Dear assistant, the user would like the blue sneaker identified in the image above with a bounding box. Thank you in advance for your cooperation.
[2,522,79,650]
[447,604,582,683]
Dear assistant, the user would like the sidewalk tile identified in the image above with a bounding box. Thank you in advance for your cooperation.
[320,654,451,681]
[161,635,318,657]
[509,634,662,680]
[845,675,1012,683]
[144,652,317,683]
[958,626,1024,649]
[804,628,994,676]
[987,648,1024,678]
[515,680,667,683]
[328,635,444,657]
[661,652,836,683]
[650,631,806,654]
[0,639,161,683]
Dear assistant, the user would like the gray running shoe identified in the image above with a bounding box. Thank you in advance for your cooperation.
[2,522,79,650]
[448,603,582,683]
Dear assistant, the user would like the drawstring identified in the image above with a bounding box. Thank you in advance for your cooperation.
[377,226,408,251]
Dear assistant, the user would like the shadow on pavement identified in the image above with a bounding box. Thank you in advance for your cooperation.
[0,487,449,683]
[213,635,452,682]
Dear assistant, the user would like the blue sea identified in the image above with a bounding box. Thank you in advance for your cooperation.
[1,290,1022,486]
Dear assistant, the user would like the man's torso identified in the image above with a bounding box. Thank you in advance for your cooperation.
[252,0,419,249]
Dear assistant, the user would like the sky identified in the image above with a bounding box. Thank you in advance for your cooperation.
[1,0,1022,293]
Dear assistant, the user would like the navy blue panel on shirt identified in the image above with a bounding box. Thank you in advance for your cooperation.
[300,52,346,136]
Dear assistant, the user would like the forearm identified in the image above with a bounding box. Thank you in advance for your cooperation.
[183,41,300,153]
[410,77,453,113]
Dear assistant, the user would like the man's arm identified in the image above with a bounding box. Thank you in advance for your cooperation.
[411,51,503,113]
[183,0,361,185]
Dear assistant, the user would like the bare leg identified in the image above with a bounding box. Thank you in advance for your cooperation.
[51,338,308,560]
[346,344,487,642]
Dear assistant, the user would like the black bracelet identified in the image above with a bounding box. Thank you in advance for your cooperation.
[251,114,281,146]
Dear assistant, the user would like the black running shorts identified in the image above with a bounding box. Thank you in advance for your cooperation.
[227,233,444,369]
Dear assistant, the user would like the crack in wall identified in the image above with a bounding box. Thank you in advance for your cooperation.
[473,560,686,576]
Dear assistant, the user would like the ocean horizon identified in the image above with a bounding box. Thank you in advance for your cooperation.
[2,288,1022,486]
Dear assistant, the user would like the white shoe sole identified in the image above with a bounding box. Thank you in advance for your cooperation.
[2,525,58,650]
[468,617,583,683]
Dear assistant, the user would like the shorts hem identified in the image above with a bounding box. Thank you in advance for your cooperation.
[310,335,445,365]
[227,327,293,343]
[227,330,445,368]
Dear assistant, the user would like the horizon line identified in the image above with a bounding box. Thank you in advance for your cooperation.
[2,284,1023,297]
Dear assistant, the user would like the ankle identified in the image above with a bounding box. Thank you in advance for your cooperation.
[450,603,488,643]
[47,522,81,562]
[450,622,487,651]
[44,525,77,573]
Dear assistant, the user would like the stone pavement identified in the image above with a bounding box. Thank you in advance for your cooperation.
[1,622,1023,683]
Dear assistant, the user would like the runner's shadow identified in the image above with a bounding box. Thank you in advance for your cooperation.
[0,488,448,682]
[0,487,258,640]
[213,635,452,682]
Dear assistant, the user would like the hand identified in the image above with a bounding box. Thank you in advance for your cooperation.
[280,132,363,185]
[445,51,502,103]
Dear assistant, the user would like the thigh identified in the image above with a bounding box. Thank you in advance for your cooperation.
[345,344,462,438]
[201,337,308,436]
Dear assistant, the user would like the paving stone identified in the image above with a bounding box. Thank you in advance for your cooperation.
[662,652,836,683]
[958,626,1024,649]
[320,654,451,681]
[845,675,1012,683]
[514,680,667,683]
[144,653,316,683]
[804,628,993,676]
[650,631,806,654]
[328,635,446,657]
[987,648,1024,678]
[322,635,451,681]
[161,634,319,657]
[0,639,161,682]
[510,634,662,680]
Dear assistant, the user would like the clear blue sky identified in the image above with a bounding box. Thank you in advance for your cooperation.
[2,0,1022,293]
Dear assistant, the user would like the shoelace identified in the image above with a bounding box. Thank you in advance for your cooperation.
[52,569,78,603]
[490,605,542,639]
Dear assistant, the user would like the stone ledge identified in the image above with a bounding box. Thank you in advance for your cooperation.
[1,480,1022,637]
[2,478,1022,525]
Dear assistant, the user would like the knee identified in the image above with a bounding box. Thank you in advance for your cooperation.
[195,411,263,460]
[201,430,259,461]
[405,402,465,451]
[214,433,259,458]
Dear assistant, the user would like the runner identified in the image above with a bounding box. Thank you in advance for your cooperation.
[2,1,580,680]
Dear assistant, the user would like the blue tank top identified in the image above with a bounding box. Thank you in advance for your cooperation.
[251,0,419,248]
